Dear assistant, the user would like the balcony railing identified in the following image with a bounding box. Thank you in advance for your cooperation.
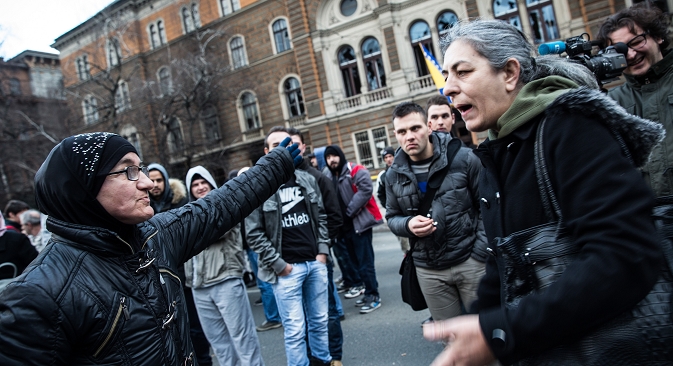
[286,115,307,127]
[408,74,434,92]
[335,86,393,112]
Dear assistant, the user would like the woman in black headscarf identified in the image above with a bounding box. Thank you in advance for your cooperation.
[0,132,300,365]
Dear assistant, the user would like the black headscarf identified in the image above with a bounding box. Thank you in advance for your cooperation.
[35,133,138,239]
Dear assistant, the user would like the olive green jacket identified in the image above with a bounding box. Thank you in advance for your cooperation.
[608,49,673,197]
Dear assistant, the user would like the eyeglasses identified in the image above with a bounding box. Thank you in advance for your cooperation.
[106,165,149,181]
[626,32,648,50]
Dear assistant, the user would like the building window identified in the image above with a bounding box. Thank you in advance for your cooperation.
[230,36,247,69]
[121,125,142,159]
[115,80,131,113]
[437,11,459,36]
[284,77,305,117]
[9,78,21,95]
[493,0,522,30]
[353,126,389,169]
[526,0,559,43]
[166,117,184,153]
[148,20,167,49]
[201,104,221,141]
[361,37,386,91]
[76,54,90,81]
[241,92,261,130]
[158,67,172,95]
[220,0,240,16]
[182,4,200,33]
[272,19,292,53]
[338,45,361,97]
[107,38,122,68]
[410,20,435,77]
[340,0,357,16]
[82,95,99,125]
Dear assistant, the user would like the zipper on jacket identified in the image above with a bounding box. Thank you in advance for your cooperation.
[94,296,127,357]
[115,235,135,254]
[141,230,159,250]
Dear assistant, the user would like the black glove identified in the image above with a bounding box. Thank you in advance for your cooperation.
[279,137,303,167]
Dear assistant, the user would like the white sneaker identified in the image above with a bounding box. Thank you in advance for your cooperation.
[344,285,365,299]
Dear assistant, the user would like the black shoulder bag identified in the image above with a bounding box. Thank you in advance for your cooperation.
[399,138,462,311]
[494,118,673,365]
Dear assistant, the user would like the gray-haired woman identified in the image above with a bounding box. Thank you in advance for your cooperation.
[423,19,669,365]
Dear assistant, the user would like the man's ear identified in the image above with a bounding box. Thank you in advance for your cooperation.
[264,147,269,155]
[503,58,521,92]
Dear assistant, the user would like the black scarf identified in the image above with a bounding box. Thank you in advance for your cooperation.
[35,133,138,243]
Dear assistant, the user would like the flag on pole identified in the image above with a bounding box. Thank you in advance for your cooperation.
[420,44,451,103]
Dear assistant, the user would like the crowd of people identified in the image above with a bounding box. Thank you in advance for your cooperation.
[0,2,672,365]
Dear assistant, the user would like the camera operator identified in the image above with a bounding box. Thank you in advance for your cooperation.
[598,2,673,196]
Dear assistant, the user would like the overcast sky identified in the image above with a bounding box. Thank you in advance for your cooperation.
[0,0,114,59]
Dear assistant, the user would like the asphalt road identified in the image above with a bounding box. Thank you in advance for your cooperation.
[243,227,445,366]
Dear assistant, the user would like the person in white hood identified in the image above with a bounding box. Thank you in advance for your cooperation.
[184,166,265,366]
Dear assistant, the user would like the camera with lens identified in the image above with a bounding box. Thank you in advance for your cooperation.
[538,33,628,85]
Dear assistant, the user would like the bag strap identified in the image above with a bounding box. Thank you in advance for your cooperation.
[409,138,462,254]
[534,118,562,222]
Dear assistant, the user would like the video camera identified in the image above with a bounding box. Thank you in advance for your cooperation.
[538,33,628,85]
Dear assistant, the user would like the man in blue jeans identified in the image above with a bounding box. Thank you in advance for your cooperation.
[323,145,383,314]
[246,129,332,366]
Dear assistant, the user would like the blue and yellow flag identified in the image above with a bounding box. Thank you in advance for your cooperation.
[420,44,451,103]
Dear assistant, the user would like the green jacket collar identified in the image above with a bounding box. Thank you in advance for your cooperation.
[489,76,578,140]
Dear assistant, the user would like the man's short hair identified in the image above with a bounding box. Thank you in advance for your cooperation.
[287,127,304,144]
[20,209,41,225]
[392,102,427,123]
[265,126,289,148]
[425,95,451,116]
[598,1,670,51]
[4,200,30,216]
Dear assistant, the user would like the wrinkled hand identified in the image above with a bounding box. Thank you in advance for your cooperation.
[279,137,303,167]
[423,315,496,366]
[278,263,293,277]
[408,215,436,237]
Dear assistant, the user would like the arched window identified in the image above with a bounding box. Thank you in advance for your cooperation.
[338,46,361,97]
[120,125,142,159]
[166,117,184,153]
[273,19,292,53]
[241,92,260,130]
[284,78,305,117]
[115,80,131,112]
[201,105,221,141]
[107,38,122,68]
[361,37,386,91]
[340,0,357,16]
[409,21,434,77]
[82,95,99,124]
[158,67,172,95]
[149,20,167,49]
[230,37,247,69]
[182,4,200,33]
[526,0,559,43]
[76,54,90,81]
[437,11,459,37]
[220,0,240,16]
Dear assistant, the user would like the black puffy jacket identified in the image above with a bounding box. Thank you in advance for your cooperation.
[0,148,294,365]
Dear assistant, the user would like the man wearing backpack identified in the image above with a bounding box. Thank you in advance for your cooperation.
[385,102,487,321]
[323,145,383,314]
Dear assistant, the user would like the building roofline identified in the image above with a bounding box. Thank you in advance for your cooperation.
[8,50,60,62]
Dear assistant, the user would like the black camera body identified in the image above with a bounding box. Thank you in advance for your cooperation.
[539,33,628,85]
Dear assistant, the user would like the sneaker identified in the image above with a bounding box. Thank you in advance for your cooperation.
[359,296,381,314]
[256,321,282,331]
[335,276,344,285]
[254,297,263,306]
[344,286,365,299]
[355,295,373,307]
[336,282,349,294]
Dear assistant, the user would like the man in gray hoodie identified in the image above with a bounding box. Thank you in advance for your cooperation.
[185,166,264,366]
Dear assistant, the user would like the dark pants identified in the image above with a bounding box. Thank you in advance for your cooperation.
[184,287,212,366]
[332,234,362,288]
[343,228,379,297]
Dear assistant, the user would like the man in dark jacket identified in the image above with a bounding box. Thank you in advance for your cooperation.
[598,2,673,197]
[147,163,189,213]
[3,200,29,233]
[0,132,300,365]
[377,147,410,253]
[324,145,383,314]
[286,127,345,365]
[0,210,38,281]
[386,102,487,321]
[147,163,212,366]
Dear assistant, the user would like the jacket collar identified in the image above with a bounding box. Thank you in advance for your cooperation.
[47,216,140,256]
